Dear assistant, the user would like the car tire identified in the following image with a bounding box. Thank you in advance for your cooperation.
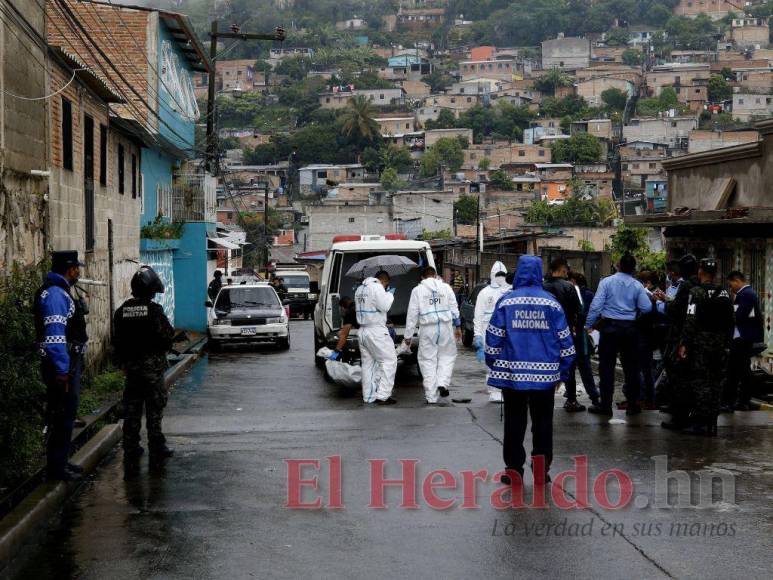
[209,339,221,353]
[462,327,473,347]
[314,334,326,368]
[278,333,291,350]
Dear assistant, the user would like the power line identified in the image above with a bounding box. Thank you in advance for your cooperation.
[47,0,166,150]
[2,67,86,101]
[52,0,207,155]
[87,0,201,123]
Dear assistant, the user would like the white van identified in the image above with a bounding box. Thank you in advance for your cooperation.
[313,235,435,367]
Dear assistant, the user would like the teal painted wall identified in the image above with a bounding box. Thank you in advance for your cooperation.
[157,22,198,153]
[140,247,176,325]
[172,222,214,331]
[141,149,176,225]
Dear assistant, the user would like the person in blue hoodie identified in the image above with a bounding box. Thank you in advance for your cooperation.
[34,250,88,481]
[485,255,576,485]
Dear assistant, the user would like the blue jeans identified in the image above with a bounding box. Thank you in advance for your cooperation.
[43,352,83,475]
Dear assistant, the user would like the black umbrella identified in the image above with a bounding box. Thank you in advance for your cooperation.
[345,255,418,279]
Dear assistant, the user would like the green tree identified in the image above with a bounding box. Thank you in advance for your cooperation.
[420,137,465,176]
[551,133,602,164]
[488,170,513,190]
[540,95,589,119]
[535,68,573,96]
[380,167,402,191]
[478,157,491,171]
[659,86,679,109]
[609,224,665,271]
[423,69,453,93]
[601,87,628,111]
[605,27,630,46]
[424,108,457,130]
[578,239,596,252]
[274,55,313,81]
[664,14,718,50]
[380,144,413,173]
[361,146,381,172]
[339,95,381,144]
[422,228,452,240]
[454,193,479,225]
[622,48,642,66]
[707,74,732,102]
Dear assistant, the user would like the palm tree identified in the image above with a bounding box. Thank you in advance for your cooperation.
[340,95,380,143]
[537,67,573,96]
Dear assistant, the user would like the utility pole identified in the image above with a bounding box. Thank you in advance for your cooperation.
[205,20,285,278]
[475,194,481,283]
[206,21,285,173]
[264,187,270,279]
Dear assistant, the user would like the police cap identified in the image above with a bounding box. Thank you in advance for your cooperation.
[51,250,85,274]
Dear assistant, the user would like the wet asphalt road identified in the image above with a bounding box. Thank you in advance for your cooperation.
[11,320,773,579]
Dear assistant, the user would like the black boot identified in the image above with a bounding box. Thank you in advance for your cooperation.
[499,467,524,486]
[149,444,174,459]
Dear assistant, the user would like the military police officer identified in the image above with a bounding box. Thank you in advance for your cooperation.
[659,253,699,414]
[114,266,175,470]
[664,259,734,435]
[34,250,88,481]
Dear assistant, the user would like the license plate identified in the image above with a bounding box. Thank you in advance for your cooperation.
[241,327,258,336]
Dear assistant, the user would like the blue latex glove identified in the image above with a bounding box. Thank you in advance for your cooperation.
[473,336,483,350]
[476,346,485,364]
[328,351,340,361]
[386,287,396,294]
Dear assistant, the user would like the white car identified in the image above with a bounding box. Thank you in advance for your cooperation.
[207,284,290,350]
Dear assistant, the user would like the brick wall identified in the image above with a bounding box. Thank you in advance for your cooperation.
[47,0,154,132]
[48,58,141,366]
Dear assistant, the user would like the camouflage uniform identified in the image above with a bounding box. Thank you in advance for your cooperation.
[113,298,174,455]
[676,283,735,423]
[659,276,698,406]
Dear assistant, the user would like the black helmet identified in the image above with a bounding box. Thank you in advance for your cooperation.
[131,266,165,297]
[699,258,718,275]
[678,253,698,277]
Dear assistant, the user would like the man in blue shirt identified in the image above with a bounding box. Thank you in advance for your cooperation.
[585,254,654,416]
[665,261,683,300]
[724,271,765,410]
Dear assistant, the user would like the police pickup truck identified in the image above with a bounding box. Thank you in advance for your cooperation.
[272,265,317,319]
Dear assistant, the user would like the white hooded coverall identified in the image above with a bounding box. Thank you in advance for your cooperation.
[404,277,460,403]
[355,277,397,403]
[473,261,511,402]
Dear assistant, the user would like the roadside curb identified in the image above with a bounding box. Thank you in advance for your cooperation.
[0,339,206,575]
[0,424,121,570]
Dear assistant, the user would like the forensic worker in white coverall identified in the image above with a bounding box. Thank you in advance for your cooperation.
[403,266,461,404]
[355,270,398,405]
[473,261,511,403]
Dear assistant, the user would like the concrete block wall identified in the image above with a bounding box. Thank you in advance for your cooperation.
[307,205,392,251]
[0,1,48,270]
[48,61,141,367]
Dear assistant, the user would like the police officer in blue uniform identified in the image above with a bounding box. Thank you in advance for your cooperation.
[34,250,88,481]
